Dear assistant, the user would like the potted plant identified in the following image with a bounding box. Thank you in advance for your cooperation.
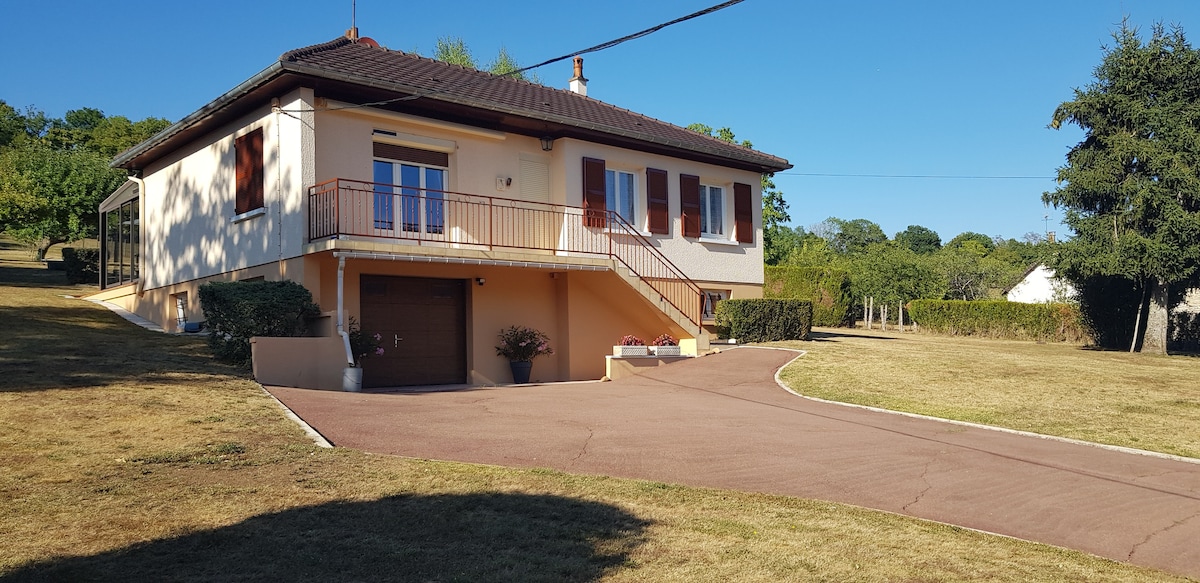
[650,333,680,356]
[496,325,554,384]
[344,317,384,392]
[614,334,649,357]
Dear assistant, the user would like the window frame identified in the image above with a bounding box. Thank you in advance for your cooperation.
[605,167,640,229]
[372,156,449,236]
[701,289,730,321]
[698,183,728,238]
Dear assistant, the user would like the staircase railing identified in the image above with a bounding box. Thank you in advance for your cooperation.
[309,178,703,326]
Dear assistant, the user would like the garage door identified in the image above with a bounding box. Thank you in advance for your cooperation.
[360,275,467,387]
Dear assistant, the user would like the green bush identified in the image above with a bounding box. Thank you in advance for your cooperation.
[199,280,321,367]
[715,298,812,343]
[61,248,100,285]
[907,299,1089,343]
[764,266,853,327]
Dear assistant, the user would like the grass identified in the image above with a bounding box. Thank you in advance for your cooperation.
[0,243,1193,581]
[775,328,1200,459]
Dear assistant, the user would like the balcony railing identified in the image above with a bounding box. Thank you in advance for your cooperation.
[308,178,703,326]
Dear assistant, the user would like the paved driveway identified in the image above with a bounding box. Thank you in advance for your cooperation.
[267,347,1200,579]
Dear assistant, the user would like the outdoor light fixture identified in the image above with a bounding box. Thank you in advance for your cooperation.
[540,136,554,151]
[475,277,486,286]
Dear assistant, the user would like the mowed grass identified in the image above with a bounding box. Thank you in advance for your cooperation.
[0,249,1191,581]
[775,327,1200,458]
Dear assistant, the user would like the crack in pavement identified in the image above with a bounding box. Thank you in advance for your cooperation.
[902,450,943,512]
[1128,507,1200,561]
[570,425,595,466]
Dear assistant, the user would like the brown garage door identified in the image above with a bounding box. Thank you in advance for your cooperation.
[360,275,467,387]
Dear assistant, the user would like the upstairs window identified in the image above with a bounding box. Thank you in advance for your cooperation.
[699,184,725,236]
[373,141,449,235]
[605,169,637,226]
[235,128,264,215]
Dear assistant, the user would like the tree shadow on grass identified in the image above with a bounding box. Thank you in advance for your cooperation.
[0,493,649,583]
[808,330,901,342]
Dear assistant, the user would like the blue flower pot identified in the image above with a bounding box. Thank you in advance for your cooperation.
[509,360,533,384]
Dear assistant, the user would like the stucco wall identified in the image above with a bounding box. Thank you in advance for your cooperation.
[1007,265,1077,303]
[140,88,315,290]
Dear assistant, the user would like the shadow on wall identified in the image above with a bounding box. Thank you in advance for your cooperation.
[2,493,649,582]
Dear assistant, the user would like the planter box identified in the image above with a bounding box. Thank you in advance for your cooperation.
[614,345,650,357]
[650,345,681,356]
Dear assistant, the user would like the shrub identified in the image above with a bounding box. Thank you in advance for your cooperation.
[495,326,554,361]
[764,266,853,327]
[715,298,812,343]
[199,280,321,367]
[907,299,1089,343]
[61,247,100,285]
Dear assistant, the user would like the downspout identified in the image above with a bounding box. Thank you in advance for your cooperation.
[337,255,354,365]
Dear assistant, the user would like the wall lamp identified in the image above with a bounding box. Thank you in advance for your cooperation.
[475,277,486,286]
[539,136,555,151]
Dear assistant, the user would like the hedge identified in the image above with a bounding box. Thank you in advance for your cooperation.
[61,248,100,285]
[199,280,321,367]
[907,299,1089,342]
[715,298,812,342]
[764,266,852,327]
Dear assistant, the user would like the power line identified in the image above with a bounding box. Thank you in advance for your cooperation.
[782,172,1056,180]
[296,0,746,113]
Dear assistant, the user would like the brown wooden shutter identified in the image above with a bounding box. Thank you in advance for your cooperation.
[235,128,264,214]
[679,173,700,238]
[646,168,669,235]
[582,157,607,228]
[373,142,449,167]
[734,182,753,244]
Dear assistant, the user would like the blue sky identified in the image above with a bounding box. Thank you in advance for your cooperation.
[4,0,1200,242]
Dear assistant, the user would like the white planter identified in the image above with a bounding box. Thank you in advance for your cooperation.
[614,345,649,357]
[650,345,681,356]
[342,367,363,392]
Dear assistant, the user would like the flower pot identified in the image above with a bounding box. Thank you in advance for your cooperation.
[509,360,533,384]
[614,345,649,357]
[342,366,363,392]
[651,345,681,357]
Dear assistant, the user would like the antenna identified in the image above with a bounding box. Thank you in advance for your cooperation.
[345,0,359,40]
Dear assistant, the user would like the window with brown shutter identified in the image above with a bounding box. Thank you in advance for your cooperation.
[646,168,669,235]
[734,182,753,244]
[680,173,700,238]
[373,142,449,167]
[235,128,264,215]
[582,157,607,228]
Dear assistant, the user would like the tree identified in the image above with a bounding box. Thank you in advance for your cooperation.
[894,225,942,254]
[829,218,887,255]
[1044,22,1200,353]
[851,242,944,305]
[944,231,996,254]
[433,36,476,68]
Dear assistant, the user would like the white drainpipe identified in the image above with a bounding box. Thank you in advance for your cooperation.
[336,255,354,365]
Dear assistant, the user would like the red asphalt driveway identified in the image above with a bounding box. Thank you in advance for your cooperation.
[267,347,1200,579]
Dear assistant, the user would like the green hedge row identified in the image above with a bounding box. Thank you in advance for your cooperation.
[764,266,852,327]
[61,248,100,285]
[715,298,812,342]
[907,300,1089,342]
[199,280,321,367]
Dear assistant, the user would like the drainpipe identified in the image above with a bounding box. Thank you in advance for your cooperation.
[336,255,354,365]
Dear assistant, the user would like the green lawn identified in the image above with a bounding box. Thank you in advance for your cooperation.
[0,250,1192,582]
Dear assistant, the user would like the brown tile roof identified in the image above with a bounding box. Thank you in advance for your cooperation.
[280,37,790,173]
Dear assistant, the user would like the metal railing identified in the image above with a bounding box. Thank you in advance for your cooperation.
[309,178,703,326]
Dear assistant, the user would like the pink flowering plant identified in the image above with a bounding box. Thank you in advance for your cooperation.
[347,316,384,367]
[619,335,645,346]
[651,333,677,346]
[496,325,554,362]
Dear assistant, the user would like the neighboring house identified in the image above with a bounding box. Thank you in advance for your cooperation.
[1004,264,1076,304]
[90,32,791,388]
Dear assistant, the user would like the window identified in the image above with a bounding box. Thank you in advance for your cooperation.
[235,128,264,215]
[605,169,637,225]
[699,184,724,236]
[372,157,448,235]
[702,289,729,320]
[101,187,139,288]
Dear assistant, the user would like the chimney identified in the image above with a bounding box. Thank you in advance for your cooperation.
[569,56,588,96]
[346,27,359,41]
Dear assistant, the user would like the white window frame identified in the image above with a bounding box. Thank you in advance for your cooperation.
[372,158,449,236]
[702,289,730,320]
[699,183,728,238]
[605,168,640,229]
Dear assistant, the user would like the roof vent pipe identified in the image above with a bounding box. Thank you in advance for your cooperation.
[569,56,588,96]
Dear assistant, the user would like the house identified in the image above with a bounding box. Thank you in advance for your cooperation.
[90,31,791,388]
[1004,264,1076,304]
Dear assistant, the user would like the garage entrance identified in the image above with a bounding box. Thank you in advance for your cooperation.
[359,275,467,387]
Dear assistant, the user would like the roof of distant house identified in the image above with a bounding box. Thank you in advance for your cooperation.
[114,35,791,174]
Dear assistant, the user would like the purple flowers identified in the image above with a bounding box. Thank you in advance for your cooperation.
[496,326,554,361]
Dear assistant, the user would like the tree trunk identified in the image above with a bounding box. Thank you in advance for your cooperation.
[1142,278,1170,354]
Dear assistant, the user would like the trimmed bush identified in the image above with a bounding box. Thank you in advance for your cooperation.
[715,298,812,342]
[199,280,321,367]
[61,248,100,285]
[764,266,852,327]
[908,299,1089,343]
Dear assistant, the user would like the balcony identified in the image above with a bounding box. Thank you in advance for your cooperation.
[308,178,703,327]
